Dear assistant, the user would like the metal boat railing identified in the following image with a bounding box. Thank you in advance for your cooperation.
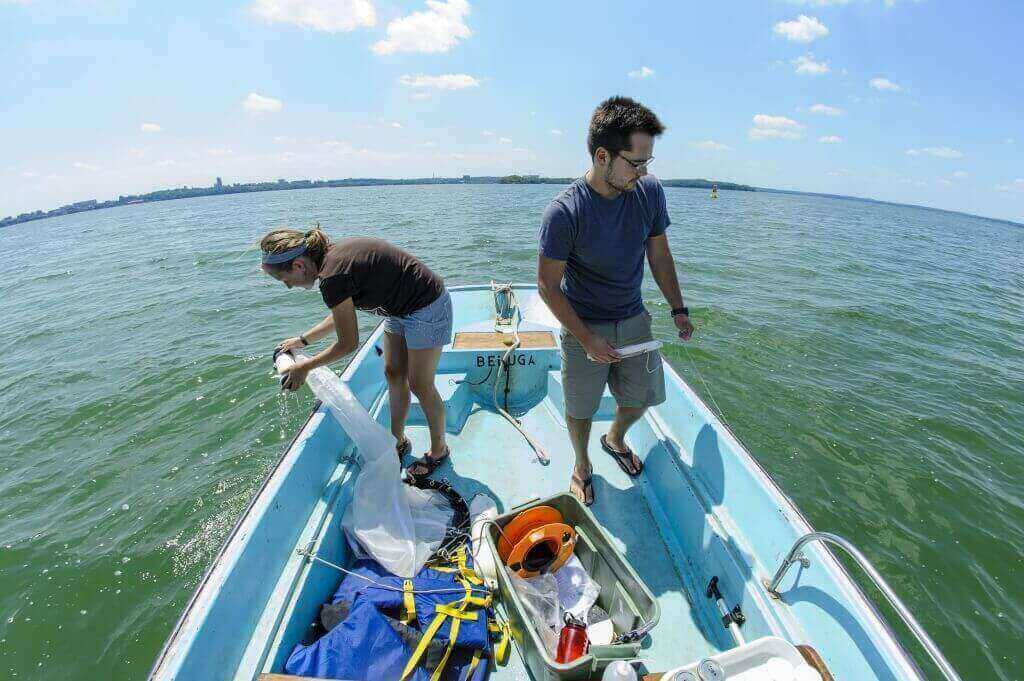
[763,531,962,681]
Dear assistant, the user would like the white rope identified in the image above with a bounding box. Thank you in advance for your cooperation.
[295,548,490,597]
[681,341,730,422]
[490,282,551,465]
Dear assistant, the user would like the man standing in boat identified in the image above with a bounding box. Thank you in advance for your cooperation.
[537,96,693,506]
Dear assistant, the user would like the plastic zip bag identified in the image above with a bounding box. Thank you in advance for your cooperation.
[509,571,562,658]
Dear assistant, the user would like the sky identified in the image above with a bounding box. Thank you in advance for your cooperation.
[2,0,1022,223]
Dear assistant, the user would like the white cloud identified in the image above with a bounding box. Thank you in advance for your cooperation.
[749,115,803,140]
[73,161,100,171]
[787,0,849,5]
[549,129,563,136]
[250,0,376,32]
[21,171,39,178]
[628,66,654,79]
[952,170,969,179]
[398,73,480,90]
[994,179,1024,192]
[1005,138,1015,145]
[498,137,512,144]
[140,122,162,133]
[511,147,529,153]
[372,0,470,55]
[792,54,830,75]
[774,15,829,43]
[243,92,283,114]
[870,77,902,92]
[420,141,438,148]
[409,91,433,101]
[157,160,177,167]
[481,130,495,137]
[127,147,148,159]
[905,146,964,159]
[818,135,844,143]
[938,179,953,186]
[206,147,234,156]
[810,103,843,116]
[691,140,733,151]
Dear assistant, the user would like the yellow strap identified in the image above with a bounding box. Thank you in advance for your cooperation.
[467,649,483,676]
[429,616,461,681]
[456,546,484,586]
[400,611,448,681]
[401,579,416,624]
[489,619,511,666]
[436,603,478,621]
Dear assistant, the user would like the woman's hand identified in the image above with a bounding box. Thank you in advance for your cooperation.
[281,359,312,392]
[276,336,307,354]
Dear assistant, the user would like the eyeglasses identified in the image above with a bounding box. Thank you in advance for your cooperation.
[615,153,654,170]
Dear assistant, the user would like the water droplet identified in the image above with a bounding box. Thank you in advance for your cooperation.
[121,504,130,511]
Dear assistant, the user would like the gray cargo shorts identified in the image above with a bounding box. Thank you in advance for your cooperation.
[559,309,666,420]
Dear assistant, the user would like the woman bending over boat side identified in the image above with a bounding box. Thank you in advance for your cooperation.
[260,228,453,479]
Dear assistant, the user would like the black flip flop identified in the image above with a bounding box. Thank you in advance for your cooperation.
[600,434,643,477]
[571,473,595,507]
[405,446,450,480]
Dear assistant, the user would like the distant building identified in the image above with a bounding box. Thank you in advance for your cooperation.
[463,175,471,182]
[215,177,223,190]
[524,175,540,182]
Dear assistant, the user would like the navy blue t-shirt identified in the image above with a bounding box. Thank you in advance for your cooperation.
[539,175,671,321]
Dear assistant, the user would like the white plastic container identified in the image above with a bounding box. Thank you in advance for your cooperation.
[660,637,822,681]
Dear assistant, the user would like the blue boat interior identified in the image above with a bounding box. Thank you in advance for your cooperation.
[153,285,924,680]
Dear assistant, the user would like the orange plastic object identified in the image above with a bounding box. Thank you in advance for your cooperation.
[505,522,576,578]
[497,506,563,561]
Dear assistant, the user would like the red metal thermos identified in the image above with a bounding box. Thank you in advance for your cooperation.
[555,613,589,663]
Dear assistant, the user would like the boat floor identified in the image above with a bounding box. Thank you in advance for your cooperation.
[396,394,726,677]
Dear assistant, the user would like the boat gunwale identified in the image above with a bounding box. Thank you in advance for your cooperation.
[147,316,385,680]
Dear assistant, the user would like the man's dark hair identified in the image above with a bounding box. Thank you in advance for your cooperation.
[587,96,665,159]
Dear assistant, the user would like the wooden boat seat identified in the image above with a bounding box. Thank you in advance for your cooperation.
[452,330,556,349]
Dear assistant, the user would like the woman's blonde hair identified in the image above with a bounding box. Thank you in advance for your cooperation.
[260,227,330,270]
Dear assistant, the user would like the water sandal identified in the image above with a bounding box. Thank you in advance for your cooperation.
[405,446,450,480]
[396,437,412,463]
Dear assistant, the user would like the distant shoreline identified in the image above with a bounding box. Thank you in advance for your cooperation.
[0,175,754,229]
[3,175,1019,230]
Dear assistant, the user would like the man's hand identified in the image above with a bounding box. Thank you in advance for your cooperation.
[581,333,621,364]
[674,313,694,341]
[281,359,312,391]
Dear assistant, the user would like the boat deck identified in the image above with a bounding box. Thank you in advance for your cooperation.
[396,373,727,677]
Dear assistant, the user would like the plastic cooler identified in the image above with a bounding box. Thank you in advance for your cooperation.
[483,493,660,680]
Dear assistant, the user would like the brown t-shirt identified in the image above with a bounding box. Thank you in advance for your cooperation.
[318,237,444,316]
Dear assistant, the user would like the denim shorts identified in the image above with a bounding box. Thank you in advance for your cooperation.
[383,290,454,350]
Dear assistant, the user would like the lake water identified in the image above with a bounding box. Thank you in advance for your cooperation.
[0,184,1021,679]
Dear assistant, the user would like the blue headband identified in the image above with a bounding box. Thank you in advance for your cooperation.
[262,244,307,265]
